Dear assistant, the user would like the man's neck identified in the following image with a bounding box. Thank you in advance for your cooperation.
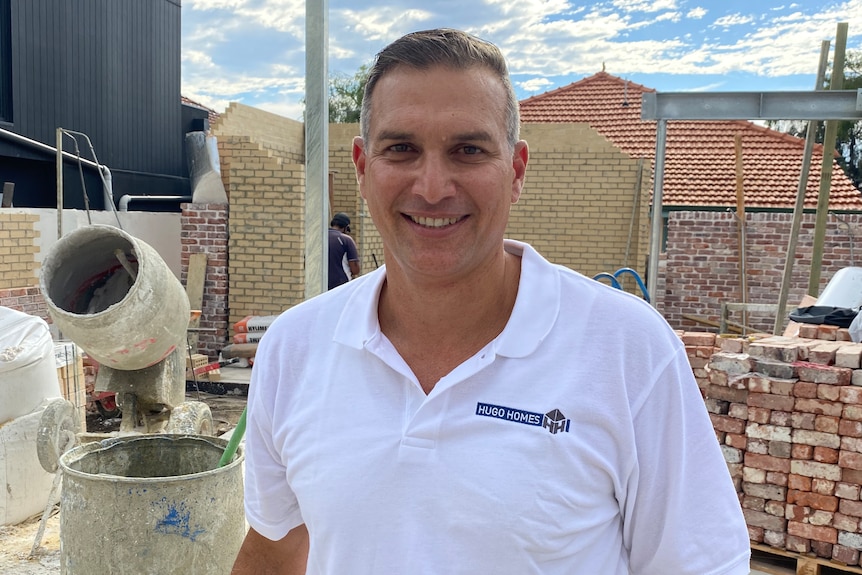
[378,250,521,392]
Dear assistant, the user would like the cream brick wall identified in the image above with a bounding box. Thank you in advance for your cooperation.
[0,212,40,290]
[213,102,305,161]
[512,124,651,287]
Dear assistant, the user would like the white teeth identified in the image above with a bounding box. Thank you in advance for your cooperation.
[410,216,460,228]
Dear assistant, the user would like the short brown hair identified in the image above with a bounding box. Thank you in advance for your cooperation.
[360,28,520,150]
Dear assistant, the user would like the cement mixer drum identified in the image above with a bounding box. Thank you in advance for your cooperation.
[39,224,190,371]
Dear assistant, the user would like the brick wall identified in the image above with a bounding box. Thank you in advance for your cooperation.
[511,124,651,285]
[214,107,308,328]
[181,203,229,360]
[663,211,862,332]
[0,212,40,290]
[0,212,49,320]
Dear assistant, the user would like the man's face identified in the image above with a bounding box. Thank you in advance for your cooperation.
[353,65,528,284]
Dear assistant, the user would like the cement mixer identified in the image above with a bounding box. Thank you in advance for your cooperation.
[36,224,212,469]
[32,224,245,575]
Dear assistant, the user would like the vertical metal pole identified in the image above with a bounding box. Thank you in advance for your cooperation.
[646,119,667,308]
[305,0,329,298]
[809,22,848,296]
[773,40,830,334]
[56,128,63,239]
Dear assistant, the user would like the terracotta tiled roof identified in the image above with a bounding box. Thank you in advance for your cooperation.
[181,96,221,128]
[519,71,862,210]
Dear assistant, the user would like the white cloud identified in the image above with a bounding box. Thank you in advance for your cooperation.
[611,0,679,13]
[517,77,555,94]
[180,0,862,117]
[712,14,755,28]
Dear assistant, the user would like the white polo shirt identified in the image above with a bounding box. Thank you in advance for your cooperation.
[244,240,751,575]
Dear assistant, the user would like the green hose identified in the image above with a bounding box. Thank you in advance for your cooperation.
[218,406,247,468]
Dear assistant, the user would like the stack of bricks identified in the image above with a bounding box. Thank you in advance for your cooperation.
[686,324,862,566]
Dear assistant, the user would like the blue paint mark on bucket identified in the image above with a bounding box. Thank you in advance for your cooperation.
[153,498,206,541]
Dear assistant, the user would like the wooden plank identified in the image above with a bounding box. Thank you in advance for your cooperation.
[185,252,208,353]
[752,543,862,575]
[735,134,748,331]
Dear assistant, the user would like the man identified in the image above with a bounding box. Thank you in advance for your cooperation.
[327,212,360,289]
[232,29,750,574]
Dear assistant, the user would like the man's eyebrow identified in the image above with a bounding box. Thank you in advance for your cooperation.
[374,130,494,143]
[375,130,412,142]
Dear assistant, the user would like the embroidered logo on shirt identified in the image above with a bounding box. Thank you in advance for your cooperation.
[475,403,570,434]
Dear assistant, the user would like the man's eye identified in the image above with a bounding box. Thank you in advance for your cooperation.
[389,144,411,153]
[461,146,482,155]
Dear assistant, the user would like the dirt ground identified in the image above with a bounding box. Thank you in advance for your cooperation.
[0,391,247,574]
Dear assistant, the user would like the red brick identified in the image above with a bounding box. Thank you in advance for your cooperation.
[766,472,788,487]
[794,381,819,398]
[833,512,859,531]
[789,474,813,491]
[812,478,836,496]
[814,447,840,464]
[796,398,844,417]
[818,384,841,402]
[792,444,814,460]
[710,414,746,434]
[748,407,771,424]
[840,419,862,437]
[840,451,862,471]
[840,499,862,518]
[786,534,811,553]
[726,433,747,449]
[750,392,795,412]
[788,490,839,511]
[771,380,796,396]
[832,545,859,565]
[842,468,862,485]
[788,520,838,543]
[846,405,862,421]
[841,437,862,453]
[814,415,840,434]
[681,332,716,347]
[794,361,853,385]
[792,412,817,430]
[746,453,791,473]
[841,386,862,405]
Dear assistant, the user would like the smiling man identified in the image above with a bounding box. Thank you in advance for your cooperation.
[232,28,750,575]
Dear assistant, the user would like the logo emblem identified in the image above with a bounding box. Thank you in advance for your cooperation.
[476,403,570,434]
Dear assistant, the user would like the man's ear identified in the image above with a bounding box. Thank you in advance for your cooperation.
[511,140,529,204]
[352,136,366,192]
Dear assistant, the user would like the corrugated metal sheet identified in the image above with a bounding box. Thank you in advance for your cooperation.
[8,0,182,175]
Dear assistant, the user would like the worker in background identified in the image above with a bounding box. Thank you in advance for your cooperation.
[232,28,750,575]
[328,212,360,290]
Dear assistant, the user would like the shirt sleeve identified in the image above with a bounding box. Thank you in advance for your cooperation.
[624,344,751,575]
[242,334,305,541]
[345,236,359,262]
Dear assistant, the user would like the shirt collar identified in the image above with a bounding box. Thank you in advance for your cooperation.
[333,239,561,359]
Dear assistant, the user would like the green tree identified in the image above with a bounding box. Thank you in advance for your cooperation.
[328,64,368,123]
[303,64,369,124]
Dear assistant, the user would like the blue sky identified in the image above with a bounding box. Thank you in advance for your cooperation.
[181,0,862,121]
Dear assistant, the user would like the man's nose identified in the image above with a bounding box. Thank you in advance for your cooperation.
[411,154,457,204]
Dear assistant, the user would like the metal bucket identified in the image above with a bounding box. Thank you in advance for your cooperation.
[39,224,190,371]
[59,434,245,575]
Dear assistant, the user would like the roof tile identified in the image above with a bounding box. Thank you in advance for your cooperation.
[519,71,862,210]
